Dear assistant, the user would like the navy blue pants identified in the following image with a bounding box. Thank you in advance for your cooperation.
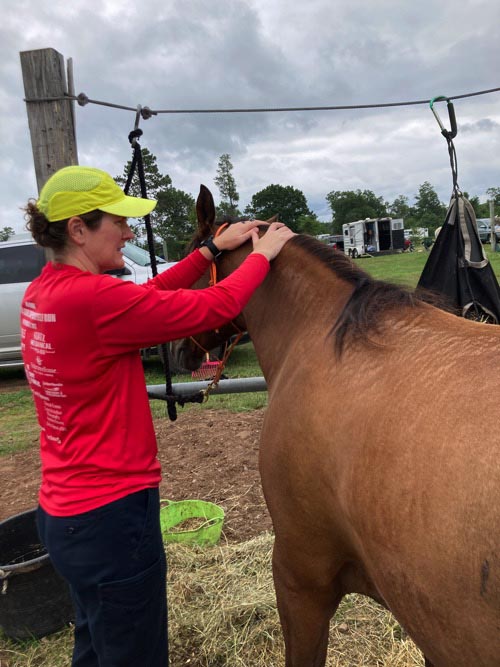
[37,488,168,667]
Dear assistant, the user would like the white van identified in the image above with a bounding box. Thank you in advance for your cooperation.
[116,242,177,281]
[0,236,176,369]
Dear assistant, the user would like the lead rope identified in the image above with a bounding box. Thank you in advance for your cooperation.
[189,322,244,397]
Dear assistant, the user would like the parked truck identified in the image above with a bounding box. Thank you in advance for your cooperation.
[342,218,405,258]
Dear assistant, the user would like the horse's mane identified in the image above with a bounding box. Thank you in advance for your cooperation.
[290,234,425,356]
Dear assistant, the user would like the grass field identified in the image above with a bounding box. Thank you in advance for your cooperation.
[0,389,39,456]
[354,245,500,285]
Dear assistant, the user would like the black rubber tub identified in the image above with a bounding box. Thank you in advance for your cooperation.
[0,508,74,640]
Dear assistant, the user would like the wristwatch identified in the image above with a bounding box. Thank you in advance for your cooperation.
[200,235,223,259]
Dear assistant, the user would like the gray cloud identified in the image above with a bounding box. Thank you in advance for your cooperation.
[1,0,499,231]
[461,118,500,133]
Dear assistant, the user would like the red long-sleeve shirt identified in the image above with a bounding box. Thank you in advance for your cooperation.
[21,249,269,516]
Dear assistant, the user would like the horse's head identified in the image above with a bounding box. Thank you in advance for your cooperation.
[171,185,252,372]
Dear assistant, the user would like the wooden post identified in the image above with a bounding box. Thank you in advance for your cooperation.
[20,48,78,193]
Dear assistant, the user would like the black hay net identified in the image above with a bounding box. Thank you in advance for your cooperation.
[417,193,500,323]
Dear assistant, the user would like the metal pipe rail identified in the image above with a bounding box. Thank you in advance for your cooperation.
[146,376,267,400]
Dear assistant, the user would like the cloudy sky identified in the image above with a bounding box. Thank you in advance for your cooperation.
[2,0,499,233]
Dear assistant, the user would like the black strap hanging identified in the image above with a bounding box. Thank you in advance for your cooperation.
[123,107,178,420]
[124,108,158,277]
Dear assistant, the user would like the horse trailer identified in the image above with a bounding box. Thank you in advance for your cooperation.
[342,218,405,258]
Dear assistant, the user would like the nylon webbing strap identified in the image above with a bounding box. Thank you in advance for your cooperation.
[124,129,177,421]
[446,136,459,196]
[125,129,158,276]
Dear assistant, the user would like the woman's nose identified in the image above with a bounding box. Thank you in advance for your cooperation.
[124,223,135,240]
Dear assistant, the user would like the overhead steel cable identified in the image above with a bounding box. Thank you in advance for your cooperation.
[23,86,500,118]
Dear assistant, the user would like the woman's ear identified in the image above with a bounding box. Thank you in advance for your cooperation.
[66,216,86,245]
[68,215,86,245]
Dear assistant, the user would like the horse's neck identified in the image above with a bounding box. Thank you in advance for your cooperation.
[242,244,352,383]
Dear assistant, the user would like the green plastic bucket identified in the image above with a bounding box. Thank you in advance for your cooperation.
[160,499,224,545]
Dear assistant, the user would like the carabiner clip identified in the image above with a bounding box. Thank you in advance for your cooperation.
[430,96,457,140]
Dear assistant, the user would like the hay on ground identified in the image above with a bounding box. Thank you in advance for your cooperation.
[1,532,425,667]
[167,532,425,667]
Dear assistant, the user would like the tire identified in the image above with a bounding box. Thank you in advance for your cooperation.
[352,248,359,259]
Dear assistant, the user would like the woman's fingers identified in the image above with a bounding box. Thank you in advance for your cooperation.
[215,219,288,251]
[250,224,296,261]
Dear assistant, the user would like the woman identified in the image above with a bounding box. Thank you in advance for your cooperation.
[22,165,294,667]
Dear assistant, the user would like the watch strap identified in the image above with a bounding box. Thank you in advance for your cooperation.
[200,235,223,259]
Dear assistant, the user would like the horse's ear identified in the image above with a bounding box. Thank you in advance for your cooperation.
[266,214,279,223]
[196,185,216,236]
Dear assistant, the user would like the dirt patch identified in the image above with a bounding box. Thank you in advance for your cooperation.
[0,376,28,393]
[0,409,272,542]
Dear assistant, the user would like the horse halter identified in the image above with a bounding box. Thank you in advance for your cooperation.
[190,222,245,398]
[208,222,228,287]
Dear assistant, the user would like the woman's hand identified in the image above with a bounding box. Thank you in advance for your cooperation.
[214,220,270,251]
[250,222,296,261]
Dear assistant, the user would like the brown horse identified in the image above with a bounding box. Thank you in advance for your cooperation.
[172,185,500,667]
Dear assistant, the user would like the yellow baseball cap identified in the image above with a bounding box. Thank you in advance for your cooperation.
[37,165,157,222]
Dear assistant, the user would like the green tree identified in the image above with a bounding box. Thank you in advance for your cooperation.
[0,226,14,241]
[476,201,492,218]
[325,189,387,233]
[294,214,326,236]
[412,181,447,232]
[244,184,312,231]
[116,148,195,260]
[387,195,410,220]
[466,193,482,217]
[486,187,500,204]
[156,187,195,260]
[116,148,172,238]
[214,153,240,217]
[486,187,500,215]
